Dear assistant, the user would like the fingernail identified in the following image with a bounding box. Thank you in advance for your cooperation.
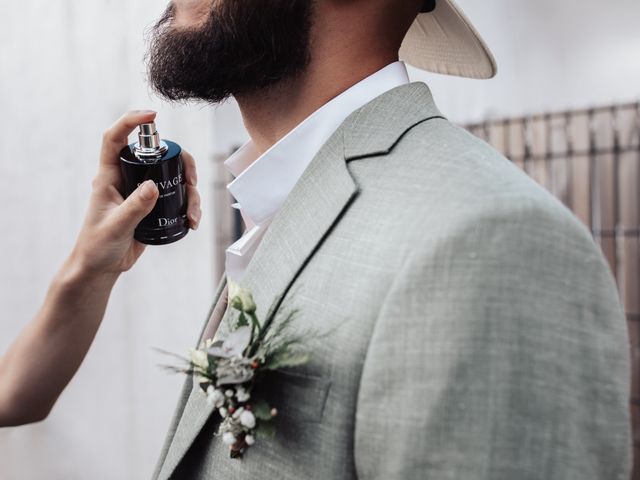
[190,207,201,230]
[139,180,157,200]
[134,109,156,115]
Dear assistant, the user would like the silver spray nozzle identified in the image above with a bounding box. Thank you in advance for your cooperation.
[134,122,168,160]
[138,122,161,149]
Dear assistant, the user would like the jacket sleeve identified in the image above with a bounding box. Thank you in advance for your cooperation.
[353,200,631,480]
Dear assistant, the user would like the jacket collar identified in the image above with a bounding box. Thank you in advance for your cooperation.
[157,82,446,480]
[343,81,445,160]
[224,61,410,227]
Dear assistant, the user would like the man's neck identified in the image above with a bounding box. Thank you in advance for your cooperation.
[233,0,423,155]
[236,56,397,156]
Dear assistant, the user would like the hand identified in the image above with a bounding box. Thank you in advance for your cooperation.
[69,110,202,277]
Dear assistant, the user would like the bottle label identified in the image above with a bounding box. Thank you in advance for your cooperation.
[137,173,183,193]
[157,217,180,227]
[119,142,188,244]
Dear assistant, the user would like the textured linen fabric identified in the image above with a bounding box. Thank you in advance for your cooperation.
[223,61,409,282]
[153,82,631,480]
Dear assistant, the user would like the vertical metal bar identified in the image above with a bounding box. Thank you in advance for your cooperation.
[503,118,511,160]
[545,113,553,193]
[636,104,640,229]
[634,102,640,480]
[482,120,491,144]
[523,117,532,177]
[636,103,640,323]
[611,106,620,281]
[564,112,574,211]
[588,108,597,236]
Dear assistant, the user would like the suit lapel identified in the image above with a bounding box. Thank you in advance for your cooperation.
[158,120,358,480]
[154,273,228,480]
[157,82,445,479]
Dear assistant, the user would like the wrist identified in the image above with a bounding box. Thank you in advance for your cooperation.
[56,253,121,293]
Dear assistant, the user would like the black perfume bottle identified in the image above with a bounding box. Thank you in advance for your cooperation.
[119,122,188,245]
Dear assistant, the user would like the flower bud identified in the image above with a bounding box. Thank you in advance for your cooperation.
[228,279,257,313]
[232,407,245,420]
[188,348,209,370]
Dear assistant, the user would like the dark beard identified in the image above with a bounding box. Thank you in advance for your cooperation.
[146,1,314,104]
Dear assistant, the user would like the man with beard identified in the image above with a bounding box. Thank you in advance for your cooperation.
[148,1,631,479]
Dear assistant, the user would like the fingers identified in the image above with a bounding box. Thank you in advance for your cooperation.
[100,110,157,167]
[108,180,159,232]
[182,149,201,230]
[182,149,198,187]
[187,184,202,230]
[93,109,157,195]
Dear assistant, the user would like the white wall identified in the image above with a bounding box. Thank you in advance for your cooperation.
[0,2,217,479]
[414,0,640,124]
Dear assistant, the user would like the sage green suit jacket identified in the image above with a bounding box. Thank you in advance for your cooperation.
[154,83,631,480]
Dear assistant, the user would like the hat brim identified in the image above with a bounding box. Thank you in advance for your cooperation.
[400,0,497,79]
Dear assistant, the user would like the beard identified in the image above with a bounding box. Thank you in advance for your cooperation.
[146,1,314,104]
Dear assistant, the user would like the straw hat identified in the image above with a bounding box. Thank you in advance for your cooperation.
[400,0,497,79]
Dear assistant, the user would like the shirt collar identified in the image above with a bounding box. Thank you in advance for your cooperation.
[224,60,410,226]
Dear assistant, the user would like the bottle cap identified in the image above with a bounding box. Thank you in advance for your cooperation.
[134,122,168,160]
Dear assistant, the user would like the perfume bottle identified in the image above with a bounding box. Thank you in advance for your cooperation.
[119,122,189,245]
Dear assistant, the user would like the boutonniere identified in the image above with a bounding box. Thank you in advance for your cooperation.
[159,280,311,458]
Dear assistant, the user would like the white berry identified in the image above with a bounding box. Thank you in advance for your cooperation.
[222,432,236,445]
[239,410,256,429]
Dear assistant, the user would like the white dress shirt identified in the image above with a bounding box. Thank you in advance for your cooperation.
[224,61,410,282]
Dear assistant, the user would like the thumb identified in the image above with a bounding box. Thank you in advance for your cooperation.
[111,180,159,231]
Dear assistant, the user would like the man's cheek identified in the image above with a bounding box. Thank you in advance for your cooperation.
[171,0,213,28]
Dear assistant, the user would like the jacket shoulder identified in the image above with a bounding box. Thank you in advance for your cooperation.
[350,116,592,253]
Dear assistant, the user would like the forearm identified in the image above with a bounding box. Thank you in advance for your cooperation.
[0,255,119,426]
[0,111,201,428]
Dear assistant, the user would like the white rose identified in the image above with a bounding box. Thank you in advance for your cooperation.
[188,348,209,370]
[239,410,256,429]
[245,434,255,446]
[228,279,257,314]
[219,407,228,418]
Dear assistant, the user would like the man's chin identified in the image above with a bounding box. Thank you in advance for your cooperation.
[145,0,313,105]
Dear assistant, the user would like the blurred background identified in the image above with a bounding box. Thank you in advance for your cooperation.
[0,0,638,478]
